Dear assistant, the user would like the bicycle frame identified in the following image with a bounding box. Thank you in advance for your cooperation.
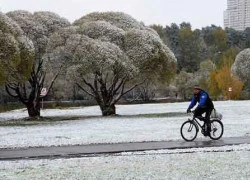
[188,116,204,132]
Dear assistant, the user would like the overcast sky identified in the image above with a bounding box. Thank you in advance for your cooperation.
[0,0,227,29]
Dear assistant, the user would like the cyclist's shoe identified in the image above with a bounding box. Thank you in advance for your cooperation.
[205,132,210,136]
[202,123,211,136]
[201,127,207,136]
[203,129,210,136]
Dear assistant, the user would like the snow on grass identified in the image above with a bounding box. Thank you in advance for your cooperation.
[1,144,250,180]
[123,143,250,155]
[0,117,184,148]
[0,100,250,148]
[0,100,248,120]
[0,101,189,121]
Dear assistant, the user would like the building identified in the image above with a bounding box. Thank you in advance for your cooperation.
[224,0,250,30]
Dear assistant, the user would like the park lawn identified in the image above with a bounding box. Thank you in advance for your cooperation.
[0,144,250,180]
[0,100,249,148]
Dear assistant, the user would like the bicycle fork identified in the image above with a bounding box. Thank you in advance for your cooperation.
[188,119,198,132]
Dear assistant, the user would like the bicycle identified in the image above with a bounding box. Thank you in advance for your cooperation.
[180,111,224,141]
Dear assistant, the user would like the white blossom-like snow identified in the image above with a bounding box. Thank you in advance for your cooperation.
[46,12,176,101]
[7,10,70,57]
[74,12,144,31]
[0,11,23,36]
[0,12,35,83]
[232,48,250,82]
[78,21,125,47]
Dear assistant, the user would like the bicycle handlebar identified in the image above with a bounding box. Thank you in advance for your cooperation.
[187,110,195,114]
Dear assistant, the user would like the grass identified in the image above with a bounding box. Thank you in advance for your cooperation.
[0,103,25,113]
[0,112,187,127]
[0,98,184,113]
[0,101,96,113]
[0,116,94,127]
[131,112,186,118]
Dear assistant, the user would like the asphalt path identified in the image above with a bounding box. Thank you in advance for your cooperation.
[1,136,250,160]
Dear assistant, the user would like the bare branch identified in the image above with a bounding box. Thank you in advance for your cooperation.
[104,72,109,86]
[108,74,119,95]
[5,85,18,98]
[76,83,95,97]
[113,80,145,105]
[83,77,96,93]
[15,83,28,105]
[41,72,58,98]
[41,62,65,98]
[22,83,27,100]
[113,76,127,94]
[35,59,43,76]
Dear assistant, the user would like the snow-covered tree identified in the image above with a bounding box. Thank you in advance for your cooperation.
[195,60,215,90]
[3,11,70,117]
[0,12,34,85]
[7,10,70,59]
[47,12,176,116]
[175,70,194,100]
[231,48,250,83]
[74,12,144,31]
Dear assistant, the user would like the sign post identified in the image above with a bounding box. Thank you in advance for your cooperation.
[40,88,47,109]
[228,87,232,100]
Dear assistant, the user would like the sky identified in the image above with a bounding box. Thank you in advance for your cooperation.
[0,0,228,29]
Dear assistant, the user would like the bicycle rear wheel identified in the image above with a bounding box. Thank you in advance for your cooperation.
[180,120,198,141]
[209,119,224,140]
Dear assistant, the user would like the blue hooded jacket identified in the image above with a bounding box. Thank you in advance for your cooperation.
[188,90,214,110]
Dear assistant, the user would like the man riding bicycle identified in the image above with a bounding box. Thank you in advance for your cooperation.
[187,85,214,136]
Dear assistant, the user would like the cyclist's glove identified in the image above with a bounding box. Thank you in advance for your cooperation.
[186,108,191,113]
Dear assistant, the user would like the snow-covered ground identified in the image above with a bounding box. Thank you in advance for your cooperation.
[0,100,250,149]
[1,144,250,180]
[0,101,189,121]
[1,101,250,179]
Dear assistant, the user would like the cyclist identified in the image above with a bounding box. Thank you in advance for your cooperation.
[186,85,214,136]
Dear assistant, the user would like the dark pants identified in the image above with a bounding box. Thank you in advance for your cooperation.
[194,107,213,125]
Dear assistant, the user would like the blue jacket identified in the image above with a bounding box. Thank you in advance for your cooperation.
[188,90,214,109]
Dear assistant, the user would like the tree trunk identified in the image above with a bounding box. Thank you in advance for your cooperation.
[27,102,41,117]
[77,73,140,117]
[100,104,116,116]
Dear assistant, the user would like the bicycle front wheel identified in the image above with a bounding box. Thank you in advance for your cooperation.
[180,120,198,141]
[209,119,224,140]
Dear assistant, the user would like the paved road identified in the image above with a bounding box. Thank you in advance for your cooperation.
[1,136,250,160]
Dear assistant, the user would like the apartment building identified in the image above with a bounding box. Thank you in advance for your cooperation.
[224,0,250,30]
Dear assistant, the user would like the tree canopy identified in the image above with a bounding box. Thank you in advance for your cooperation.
[231,48,250,83]
[46,12,177,115]
[0,12,34,86]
